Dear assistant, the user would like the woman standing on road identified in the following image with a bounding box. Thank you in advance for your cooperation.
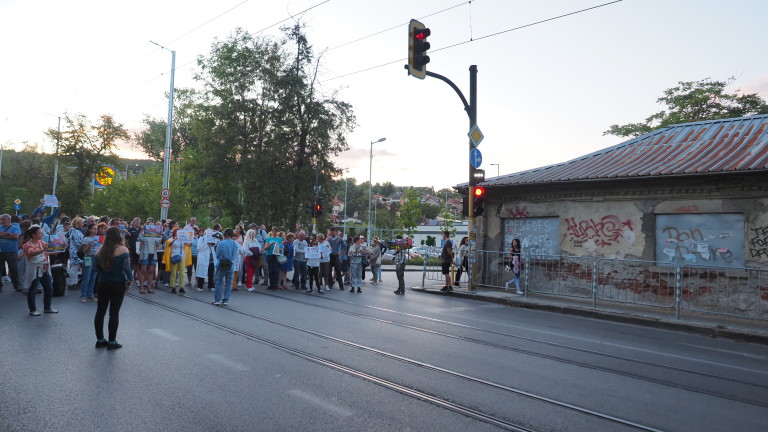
[23,225,57,316]
[93,227,133,350]
[504,238,524,295]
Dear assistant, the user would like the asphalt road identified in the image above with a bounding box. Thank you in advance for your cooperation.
[1,273,767,432]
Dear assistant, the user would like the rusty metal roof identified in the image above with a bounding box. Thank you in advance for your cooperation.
[480,115,768,187]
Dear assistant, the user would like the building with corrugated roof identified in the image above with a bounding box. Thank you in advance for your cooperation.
[467,115,768,268]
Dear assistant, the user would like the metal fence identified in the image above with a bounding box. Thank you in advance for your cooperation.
[423,250,768,322]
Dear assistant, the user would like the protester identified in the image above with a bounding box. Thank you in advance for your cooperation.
[369,238,381,285]
[348,236,364,293]
[0,214,22,293]
[212,229,238,306]
[195,226,217,292]
[93,226,132,350]
[306,238,323,294]
[243,229,261,292]
[315,233,331,292]
[22,225,57,315]
[279,232,294,289]
[292,230,308,290]
[163,228,190,294]
[67,217,85,288]
[138,218,165,294]
[80,223,99,302]
[264,226,282,290]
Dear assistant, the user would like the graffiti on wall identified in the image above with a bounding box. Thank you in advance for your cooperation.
[505,206,530,218]
[504,217,559,256]
[561,215,634,248]
[749,226,768,259]
[655,214,745,267]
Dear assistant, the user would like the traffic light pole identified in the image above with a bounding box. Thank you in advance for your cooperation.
[424,65,478,290]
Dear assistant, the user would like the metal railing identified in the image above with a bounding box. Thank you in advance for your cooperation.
[428,250,768,322]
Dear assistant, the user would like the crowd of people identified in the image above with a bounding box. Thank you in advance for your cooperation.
[1,201,514,349]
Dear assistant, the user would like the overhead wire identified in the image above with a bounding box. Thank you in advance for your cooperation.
[320,0,624,83]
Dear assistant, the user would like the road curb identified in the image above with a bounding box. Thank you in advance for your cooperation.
[411,287,768,345]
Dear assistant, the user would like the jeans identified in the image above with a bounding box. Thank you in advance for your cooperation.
[396,263,406,292]
[214,266,234,302]
[455,257,468,282]
[350,261,362,288]
[94,281,126,341]
[27,271,53,312]
[376,265,382,281]
[81,264,97,299]
[292,260,307,289]
[0,251,20,291]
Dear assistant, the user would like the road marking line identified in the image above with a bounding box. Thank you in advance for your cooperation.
[205,353,250,372]
[680,343,767,360]
[288,390,354,417]
[148,328,182,341]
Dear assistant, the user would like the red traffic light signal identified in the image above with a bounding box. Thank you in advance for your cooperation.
[473,187,485,217]
[474,187,485,197]
[408,19,431,79]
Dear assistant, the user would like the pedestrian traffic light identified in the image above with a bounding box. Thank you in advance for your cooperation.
[408,19,431,80]
[470,168,485,186]
[473,187,485,217]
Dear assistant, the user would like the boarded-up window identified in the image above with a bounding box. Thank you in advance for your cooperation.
[504,218,560,256]
[655,214,745,267]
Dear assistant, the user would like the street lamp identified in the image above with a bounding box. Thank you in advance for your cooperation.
[150,40,176,221]
[490,163,500,177]
[367,137,386,237]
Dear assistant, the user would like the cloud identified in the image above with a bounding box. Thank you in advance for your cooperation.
[740,75,768,98]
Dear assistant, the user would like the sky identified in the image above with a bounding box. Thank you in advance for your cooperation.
[2,0,767,194]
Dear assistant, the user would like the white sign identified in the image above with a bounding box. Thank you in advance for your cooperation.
[177,229,194,244]
[160,198,171,209]
[161,188,172,199]
[306,246,321,260]
[43,194,59,208]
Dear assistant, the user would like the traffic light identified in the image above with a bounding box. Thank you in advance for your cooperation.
[408,19,431,79]
[470,168,485,186]
[314,198,323,217]
[473,187,486,217]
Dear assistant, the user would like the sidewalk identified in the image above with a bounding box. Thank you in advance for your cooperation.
[405,273,768,345]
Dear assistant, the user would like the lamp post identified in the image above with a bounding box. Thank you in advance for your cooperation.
[342,177,348,237]
[367,137,386,237]
[490,163,499,177]
[150,40,176,221]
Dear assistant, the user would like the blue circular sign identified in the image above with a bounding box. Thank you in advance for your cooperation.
[470,148,483,169]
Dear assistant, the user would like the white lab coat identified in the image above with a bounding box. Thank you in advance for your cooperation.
[195,237,218,280]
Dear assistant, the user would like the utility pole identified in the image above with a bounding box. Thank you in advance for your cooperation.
[150,40,176,221]
[52,116,61,195]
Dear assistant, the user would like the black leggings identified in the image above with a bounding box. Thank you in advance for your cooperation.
[94,281,126,342]
[308,266,321,291]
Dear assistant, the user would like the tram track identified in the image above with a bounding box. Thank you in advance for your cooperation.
[128,291,663,432]
[242,288,768,408]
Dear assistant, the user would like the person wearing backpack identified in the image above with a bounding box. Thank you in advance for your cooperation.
[212,229,238,306]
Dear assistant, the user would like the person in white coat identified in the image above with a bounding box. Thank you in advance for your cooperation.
[195,228,218,292]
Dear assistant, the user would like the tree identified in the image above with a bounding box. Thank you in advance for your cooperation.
[604,78,768,138]
[399,187,422,237]
[45,113,128,208]
[419,203,441,220]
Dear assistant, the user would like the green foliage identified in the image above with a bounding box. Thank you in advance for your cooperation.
[419,203,441,220]
[399,187,422,237]
[604,78,768,138]
[425,235,436,247]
